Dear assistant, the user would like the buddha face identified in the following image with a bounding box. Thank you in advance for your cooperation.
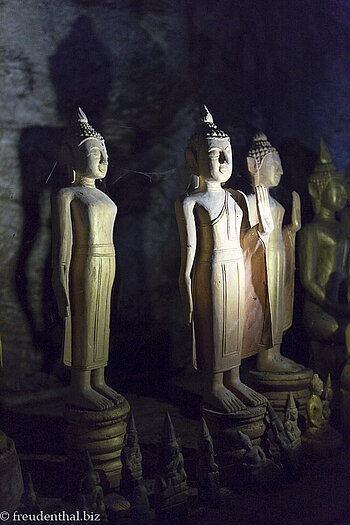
[198,136,232,183]
[256,151,283,188]
[321,178,347,212]
[286,408,298,422]
[75,138,108,179]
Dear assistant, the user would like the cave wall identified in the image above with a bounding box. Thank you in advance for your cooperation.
[0,0,349,389]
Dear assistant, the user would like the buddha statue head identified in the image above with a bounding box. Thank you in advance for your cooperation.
[247,132,283,188]
[308,138,347,215]
[62,107,108,184]
[185,105,232,189]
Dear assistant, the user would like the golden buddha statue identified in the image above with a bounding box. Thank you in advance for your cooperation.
[52,108,122,411]
[298,138,349,344]
[176,108,272,413]
[306,374,326,431]
[246,133,302,372]
[304,373,343,453]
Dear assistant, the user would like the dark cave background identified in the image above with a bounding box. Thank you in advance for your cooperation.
[0,0,349,391]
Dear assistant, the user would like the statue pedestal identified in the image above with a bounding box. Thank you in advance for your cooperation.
[248,368,313,429]
[202,403,267,466]
[64,398,130,492]
[0,438,24,512]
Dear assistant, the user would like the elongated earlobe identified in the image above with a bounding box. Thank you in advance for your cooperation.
[247,156,257,175]
[308,182,321,214]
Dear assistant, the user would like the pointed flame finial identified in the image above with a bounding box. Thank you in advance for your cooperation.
[162,412,177,444]
[287,392,297,410]
[319,137,333,164]
[202,104,214,125]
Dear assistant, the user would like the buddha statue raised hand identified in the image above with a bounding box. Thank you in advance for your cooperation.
[175,108,272,413]
[51,108,122,411]
[298,138,350,344]
[246,133,302,373]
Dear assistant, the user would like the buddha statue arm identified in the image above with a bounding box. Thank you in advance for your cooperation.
[298,225,326,306]
[255,185,273,243]
[242,188,272,245]
[299,225,350,315]
[175,198,196,325]
[287,191,301,233]
[51,190,73,319]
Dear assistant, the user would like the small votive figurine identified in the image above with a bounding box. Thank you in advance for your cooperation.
[303,374,342,454]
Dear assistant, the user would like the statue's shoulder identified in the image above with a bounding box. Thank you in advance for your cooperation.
[244,192,257,213]
[226,188,249,208]
[227,189,254,226]
[53,186,75,200]
[176,193,198,208]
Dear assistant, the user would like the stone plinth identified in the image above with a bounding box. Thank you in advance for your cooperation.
[64,398,130,492]
[0,438,24,512]
[249,368,312,430]
[202,403,267,465]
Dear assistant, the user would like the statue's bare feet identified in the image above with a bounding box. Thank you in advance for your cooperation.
[68,387,114,411]
[92,383,124,406]
[257,354,304,373]
[203,386,246,413]
[225,380,267,407]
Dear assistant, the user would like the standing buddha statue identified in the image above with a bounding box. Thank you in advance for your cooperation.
[307,374,327,431]
[52,108,123,411]
[176,108,272,414]
[246,133,302,372]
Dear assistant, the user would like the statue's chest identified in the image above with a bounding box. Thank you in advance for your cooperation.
[196,195,242,242]
[318,223,349,270]
[72,189,117,224]
[269,198,285,230]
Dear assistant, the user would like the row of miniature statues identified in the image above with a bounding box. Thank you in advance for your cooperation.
[51,106,350,414]
[14,382,338,521]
